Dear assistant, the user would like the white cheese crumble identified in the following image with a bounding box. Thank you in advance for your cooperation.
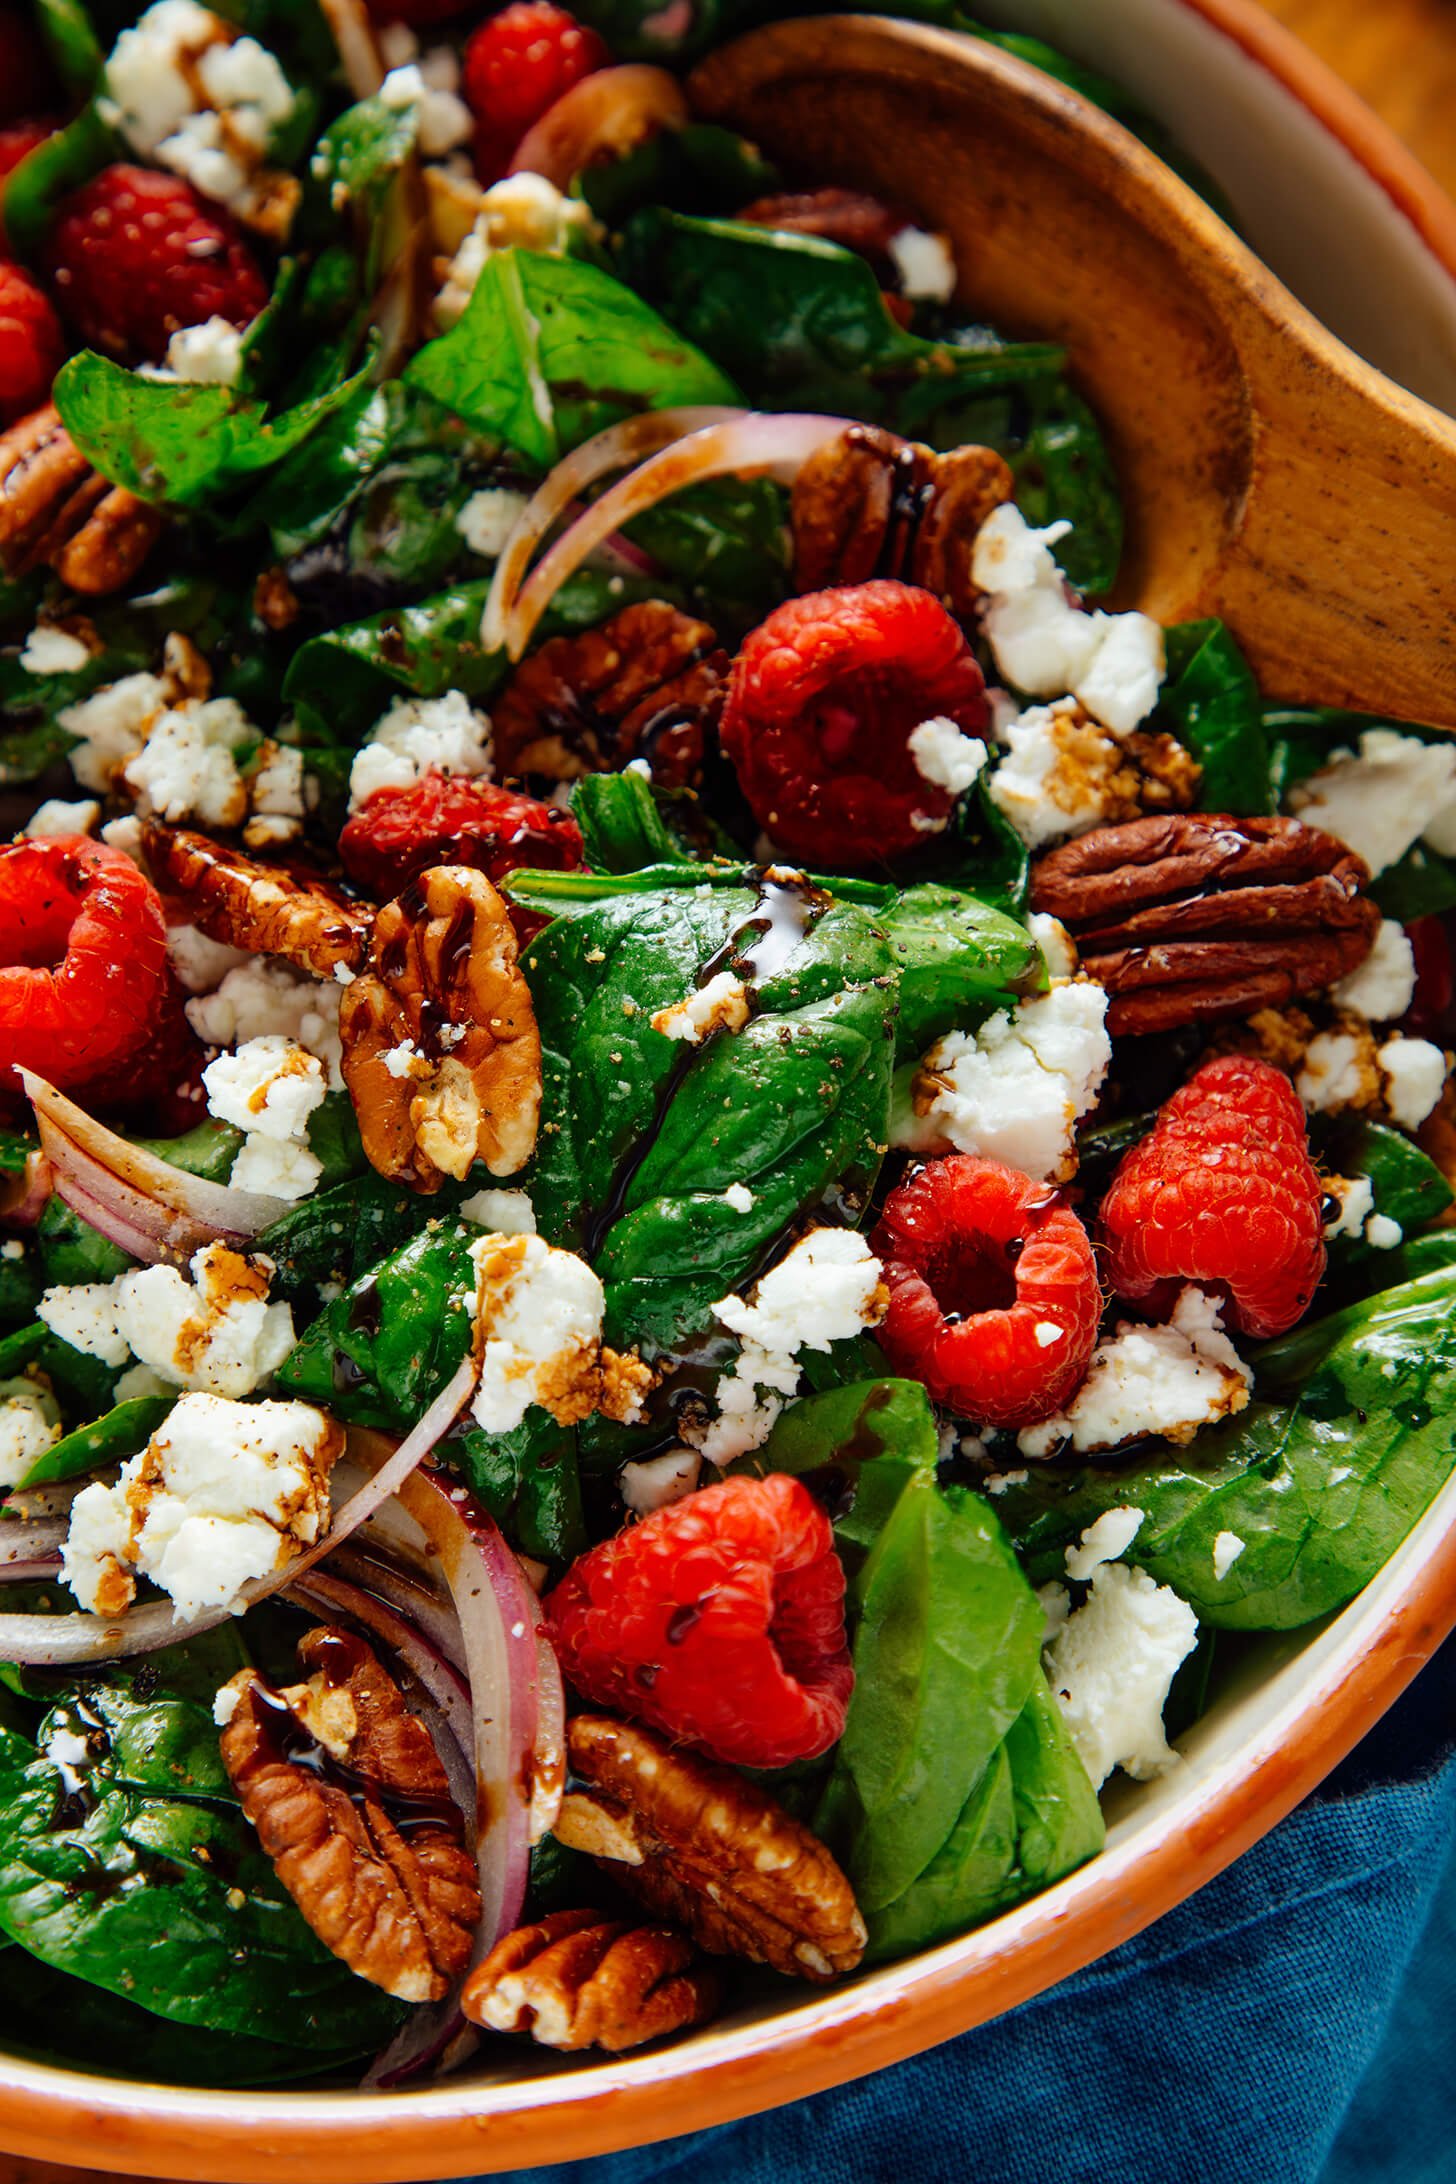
[1043,1562,1199,1789]
[122,696,255,828]
[39,1246,294,1399]
[203,1035,325,1203]
[469,1234,606,1435]
[0,1381,62,1490]
[1333,918,1417,1022]
[907,714,987,796]
[102,1,295,216]
[62,1392,338,1621]
[651,970,751,1045]
[723,1183,755,1214]
[1212,1531,1246,1581]
[1290,730,1456,878]
[213,1681,242,1727]
[163,316,245,385]
[1378,1035,1447,1130]
[1298,1029,1376,1116]
[986,698,1124,848]
[382,1039,424,1081]
[898,978,1111,1182]
[619,1446,702,1516]
[58,670,168,792]
[1323,1174,1375,1240]
[693,1231,886,1466]
[20,625,92,676]
[972,505,1165,734]
[347,690,492,810]
[888,224,956,301]
[186,958,343,1088]
[460,1187,537,1235]
[1065,1506,1145,1583]
[1028,911,1077,981]
[164,923,249,998]
[456,486,531,560]
[436,175,598,327]
[1366,1213,1404,1250]
[24,798,100,838]
[1020,1286,1252,1458]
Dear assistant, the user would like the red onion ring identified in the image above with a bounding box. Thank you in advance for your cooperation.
[1,1149,53,1230]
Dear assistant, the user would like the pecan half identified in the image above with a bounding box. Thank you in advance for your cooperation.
[340,864,541,1190]
[462,1906,719,2052]
[738,186,906,262]
[219,1627,480,2004]
[554,1715,866,1984]
[791,424,1013,617]
[0,405,165,596]
[143,823,373,978]
[1030,813,1381,1036]
[491,601,726,787]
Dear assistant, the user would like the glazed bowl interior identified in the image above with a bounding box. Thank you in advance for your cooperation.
[5,7,1456,2178]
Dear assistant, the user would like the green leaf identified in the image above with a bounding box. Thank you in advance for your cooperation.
[131,1118,243,1184]
[523,882,896,1350]
[14,1394,174,1492]
[36,1194,132,1289]
[276,1223,478,1429]
[929,371,1123,594]
[621,473,791,628]
[253,1172,430,1307]
[1372,844,1456,925]
[995,1259,1456,1628]
[1158,618,1272,814]
[880,883,1043,1056]
[405,248,739,469]
[34,0,104,95]
[0,1668,403,2050]
[451,1411,587,1565]
[1317,1119,1453,1278]
[816,1476,1043,1912]
[302,85,420,296]
[570,772,699,875]
[53,347,377,509]
[750,1377,940,1567]
[2,101,117,263]
[579,121,780,225]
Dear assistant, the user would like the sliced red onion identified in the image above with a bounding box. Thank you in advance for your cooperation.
[22,1071,289,1264]
[481,405,745,656]
[499,412,861,659]
[532,1630,566,1845]
[363,2000,476,2093]
[1,1149,53,1230]
[0,1556,63,1583]
[390,1462,549,1952]
[1,1519,65,1566]
[0,1353,480,1666]
[329,1541,467,1671]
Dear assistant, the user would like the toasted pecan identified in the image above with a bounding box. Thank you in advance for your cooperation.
[462,1906,719,2052]
[737,186,906,261]
[791,424,1013,617]
[555,1715,866,1984]
[1031,812,1381,1036]
[491,600,726,787]
[143,824,373,978]
[219,1627,480,2004]
[0,404,164,596]
[340,864,541,1190]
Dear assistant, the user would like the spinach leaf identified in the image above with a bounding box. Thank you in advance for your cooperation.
[1317,1119,1453,1279]
[52,347,377,509]
[0,1677,403,2050]
[571,771,698,874]
[305,1092,367,1191]
[132,1117,242,1184]
[36,1195,131,1290]
[452,1411,587,1565]
[862,1674,1103,1961]
[524,883,896,1350]
[15,1395,174,1492]
[579,122,780,226]
[1,101,117,263]
[404,249,739,469]
[619,211,1063,438]
[277,1224,479,1431]
[0,1241,40,1330]
[751,1377,940,1567]
[254,1172,430,1306]
[303,86,419,294]
[814,1475,1044,1913]
[1158,619,1271,814]
[34,0,104,94]
[881,883,1042,1055]
[995,1259,1456,1628]
[622,474,791,627]
[1372,846,1456,926]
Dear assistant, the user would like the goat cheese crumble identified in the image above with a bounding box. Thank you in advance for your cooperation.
[62,1393,339,1621]
[1378,1034,1447,1130]
[1333,919,1417,1021]
[456,486,531,559]
[39,1246,295,1399]
[186,959,344,1086]
[619,1446,703,1516]
[898,978,1111,1182]
[347,690,493,810]
[436,175,598,327]
[887,225,956,302]
[469,1234,608,1435]
[651,970,751,1045]
[24,798,100,838]
[908,714,988,796]
[122,695,255,828]
[1043,1562,1199,1789]
[1019,1287,1252,1458]
[1212,1531,1247,1581]
[163,316,245,385]
[1289,729,1456,878]
[0,1381,61,1491]
[203,1036,326,1203]
[20,625,92,676]
[460,1187,537,1235]
[102,1,295,217]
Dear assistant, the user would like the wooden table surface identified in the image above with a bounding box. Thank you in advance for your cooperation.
[2,6,1454,2184]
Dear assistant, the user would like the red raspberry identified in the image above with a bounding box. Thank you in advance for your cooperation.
[719,581,988,869]
[545,1473,853,1770]
[0,260,64,423]
[69,974,208,1135]
[0,11,53,127]
[462,3,608,180]
[44,165,268,365]
[0,120,53,255]
[1099,1054,1325,1339]
[0,837,170,1095]
[339,773,584,905]
[871,1155,1101,1428]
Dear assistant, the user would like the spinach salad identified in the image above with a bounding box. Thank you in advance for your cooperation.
[0,0,1452,2090]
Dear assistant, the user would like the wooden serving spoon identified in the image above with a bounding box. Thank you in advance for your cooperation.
[689,15,1456,728]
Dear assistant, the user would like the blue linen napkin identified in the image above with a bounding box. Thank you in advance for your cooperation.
[489,1636,1456,2184]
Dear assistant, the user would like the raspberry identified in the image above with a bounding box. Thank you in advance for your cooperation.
[68,974,208,1135]
[0,836,170,1095]
[0,259,63,423]
[44,165,268,365]
[462,3,608,179]
[545,1473,853,1770]
[719,581,988,869]
[339,773,584,909]
[0,120,53,255]
[1098,1054,1325,1339]
[871,1155,1102,1428]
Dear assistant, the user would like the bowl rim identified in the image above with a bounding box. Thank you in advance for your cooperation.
[5,8,1456,2179]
